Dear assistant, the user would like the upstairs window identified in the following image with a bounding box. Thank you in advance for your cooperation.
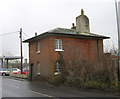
[55,39,63,51]
[37,41,40,53]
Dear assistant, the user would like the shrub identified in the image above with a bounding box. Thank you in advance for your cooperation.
[64,55,118,91]
[48,74,65,86]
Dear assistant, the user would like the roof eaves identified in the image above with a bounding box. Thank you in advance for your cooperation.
[23,32,110,43]
[23,32,49,42]
[48,32,110,39]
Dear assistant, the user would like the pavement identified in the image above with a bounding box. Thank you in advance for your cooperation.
[1,76,120,98]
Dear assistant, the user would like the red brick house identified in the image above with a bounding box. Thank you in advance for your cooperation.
[24,9,109,80]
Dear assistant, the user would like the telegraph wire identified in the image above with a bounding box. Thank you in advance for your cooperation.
[0,31,30,39]
[0,31,18,36]
[23,32,29,38]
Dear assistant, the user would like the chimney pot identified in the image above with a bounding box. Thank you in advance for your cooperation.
[72,23,75,27]
[81,9,84,15]
[71,23,76,30]
[35,32,37,36]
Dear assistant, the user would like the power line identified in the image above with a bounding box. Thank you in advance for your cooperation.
[0,31,30,39]
[23,32,29,38]
[0,31,18,36]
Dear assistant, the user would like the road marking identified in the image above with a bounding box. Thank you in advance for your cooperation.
[29,90,54,97]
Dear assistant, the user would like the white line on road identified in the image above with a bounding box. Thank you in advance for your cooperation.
[29,90,54,97]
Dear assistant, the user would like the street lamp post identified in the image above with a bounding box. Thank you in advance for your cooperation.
[115,0,120,81]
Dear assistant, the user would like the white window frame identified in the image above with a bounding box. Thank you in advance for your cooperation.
[37,62,40,75]
[36,41,40,53]
[55,39,64,51]
[54,61,60,75]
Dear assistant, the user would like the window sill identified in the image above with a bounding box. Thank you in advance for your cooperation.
[54,72,61,75]
[37,73,40,75]
[36,51,40,54]
[55,49,64,52]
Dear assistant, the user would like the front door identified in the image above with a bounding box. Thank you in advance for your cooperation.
[30,63,33,81]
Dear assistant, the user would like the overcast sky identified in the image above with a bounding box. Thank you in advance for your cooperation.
[0,0,120,61]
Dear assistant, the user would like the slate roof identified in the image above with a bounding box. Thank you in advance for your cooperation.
[47,27,76,34]
[23,27,110,42]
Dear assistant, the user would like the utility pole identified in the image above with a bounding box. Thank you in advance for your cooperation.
[115,0,120,81]
[19,28,23,74]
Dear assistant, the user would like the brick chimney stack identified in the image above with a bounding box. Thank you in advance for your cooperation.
[76,9,90,33]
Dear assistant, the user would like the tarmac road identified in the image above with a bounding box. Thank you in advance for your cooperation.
[1,77,119,98]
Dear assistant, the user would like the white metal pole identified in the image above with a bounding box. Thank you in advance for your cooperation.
[115,0,120,81]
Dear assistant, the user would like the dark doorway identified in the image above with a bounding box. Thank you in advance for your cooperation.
[30,63,33,81]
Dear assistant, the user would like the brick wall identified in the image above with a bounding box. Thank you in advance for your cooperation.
[49,36,103,77]
[29,36,51,80]
[28,35,104,80]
